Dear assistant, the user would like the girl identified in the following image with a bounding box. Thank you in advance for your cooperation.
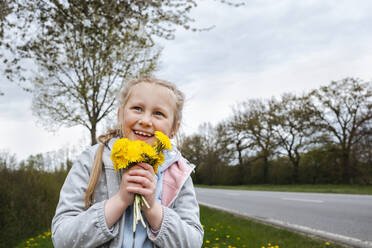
[51,77,204,248]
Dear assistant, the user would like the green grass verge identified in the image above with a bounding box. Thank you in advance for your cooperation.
[200,205,346,248]
[15,206,348,248]
[14,231,52,248]
[196,184,372,195]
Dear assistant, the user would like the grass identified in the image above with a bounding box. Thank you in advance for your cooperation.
[14,231,52,248]
[199,205,347,248]
[15,206,348,248]
[196,184,372,195]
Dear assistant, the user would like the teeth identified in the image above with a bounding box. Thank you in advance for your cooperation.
[134,131,153,137]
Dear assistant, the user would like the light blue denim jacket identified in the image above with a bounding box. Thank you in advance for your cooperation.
[51,138,203,248]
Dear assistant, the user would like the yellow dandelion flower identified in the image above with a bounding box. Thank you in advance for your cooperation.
[226,235,230,238]
[111,133,169,173]
[153,152,165,173]
[111,139,130,170]
[155,131,172,150]
[141,142,157,157]
[126,140,144,159]
[206,240,210,244]
[325,241,330,246]
[215,237,219,241]
[111,138,157,171]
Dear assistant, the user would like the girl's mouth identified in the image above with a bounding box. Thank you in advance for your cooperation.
[133,130,154,138]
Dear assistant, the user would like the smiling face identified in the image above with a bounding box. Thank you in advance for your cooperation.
[119,82,179,145]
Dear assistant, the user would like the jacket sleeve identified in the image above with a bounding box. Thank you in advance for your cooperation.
[147,176,204,248]
[51,147,120,248]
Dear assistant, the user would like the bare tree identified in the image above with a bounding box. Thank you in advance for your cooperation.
[269,93,316,183]
[179,123,231,184]
[309,78,372,183]
[219,114,251,168]
[239,99,278,183]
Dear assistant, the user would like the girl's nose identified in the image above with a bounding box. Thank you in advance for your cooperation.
[139,113,152,127]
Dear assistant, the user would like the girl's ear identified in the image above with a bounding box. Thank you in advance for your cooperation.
[171,121,181,138]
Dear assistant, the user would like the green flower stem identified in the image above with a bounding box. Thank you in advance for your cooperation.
[133,194,149,232]
[141,196,150,208]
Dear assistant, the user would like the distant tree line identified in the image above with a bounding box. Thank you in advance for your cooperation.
[0,151,71,248]
[179,78,372,185]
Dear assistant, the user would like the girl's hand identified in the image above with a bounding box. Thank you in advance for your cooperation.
[104,168,138,228]
[126,163,157,208]
[116,169,136,208]
[127,163,163,231]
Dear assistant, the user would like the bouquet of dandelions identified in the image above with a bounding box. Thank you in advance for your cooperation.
[110,131,172,232]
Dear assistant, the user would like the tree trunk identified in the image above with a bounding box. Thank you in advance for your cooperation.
[341,151,351,183]
[289,153,300,184]
[90,124,97,145]
[238,149,243,167]
[263,156,269,184]
[292,160,299,184]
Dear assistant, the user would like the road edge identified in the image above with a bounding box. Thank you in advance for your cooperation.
[199,201,372,248]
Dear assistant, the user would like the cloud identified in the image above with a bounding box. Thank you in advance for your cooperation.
[2,0,372,159]
[0,79,90,160]
[0,115,88,160]
[157,0,372,85]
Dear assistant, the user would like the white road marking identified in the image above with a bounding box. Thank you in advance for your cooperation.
[281,197,323,203]
[226,192,240,196]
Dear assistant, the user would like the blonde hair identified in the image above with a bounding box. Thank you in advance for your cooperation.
[84,77,185,209]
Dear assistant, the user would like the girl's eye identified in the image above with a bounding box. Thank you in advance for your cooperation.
[133,106,142,111]
[154,111,165,117]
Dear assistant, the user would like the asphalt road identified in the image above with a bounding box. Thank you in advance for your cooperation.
[195,188,372,248]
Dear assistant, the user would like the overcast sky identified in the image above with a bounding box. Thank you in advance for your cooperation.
[1,0,372,161]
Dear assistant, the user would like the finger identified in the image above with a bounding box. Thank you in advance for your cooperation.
[137,163,155,174]
[127,186,153,197]
[122,172,144,188]
[126,179,155,193]
[128,168,154,180]
[127,175,154,188]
